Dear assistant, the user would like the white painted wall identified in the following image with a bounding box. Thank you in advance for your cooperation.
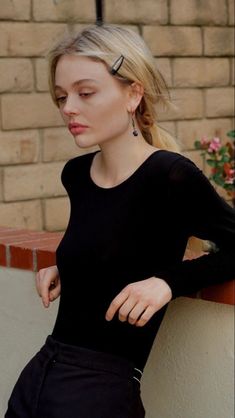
[0,266,234,418]
[0,266,59,417]
[142,298,234,418]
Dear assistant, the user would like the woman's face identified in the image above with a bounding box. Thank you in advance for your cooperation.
[54,55,132,148]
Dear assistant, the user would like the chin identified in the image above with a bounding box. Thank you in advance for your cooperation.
[74,135,98,149]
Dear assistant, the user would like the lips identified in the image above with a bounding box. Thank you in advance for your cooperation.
[68,122,89,135]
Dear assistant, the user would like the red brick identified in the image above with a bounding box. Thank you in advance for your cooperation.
[201,280,235,305]
[0,230,26,238]
[36,247,57,270]
[0,227,63,269]
[11,237,62,251]
[10,245,34,270]
[0,227,62,243]
[0,234,35,245]
[0,227,11,233]
[0,233,47,245]
[38,238,62,250]
[8,235,62,269]
[0,243,7,266]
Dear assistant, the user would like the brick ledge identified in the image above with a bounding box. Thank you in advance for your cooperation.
[0,226,234,305]
[0,226,63,271]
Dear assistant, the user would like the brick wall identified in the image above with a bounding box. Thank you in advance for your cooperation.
[0,0,234,231]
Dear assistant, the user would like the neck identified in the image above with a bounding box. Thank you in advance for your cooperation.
[92,135,158,187]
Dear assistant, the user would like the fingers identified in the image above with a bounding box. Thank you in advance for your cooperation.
[105,288,129,321]
[35,266,60,308]
[40,274,50,308]
[115,299,155,326]
[118,297,137,322]
[49,281,61,302]
[105,286,153,326]
[105,277,173,327]
[126,302,147,325]
[135,305,156,327]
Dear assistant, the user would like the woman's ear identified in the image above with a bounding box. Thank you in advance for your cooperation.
[126,82,144,112]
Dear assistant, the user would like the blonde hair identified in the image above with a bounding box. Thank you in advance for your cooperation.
[48,24,179,151]
[48,24,205,255]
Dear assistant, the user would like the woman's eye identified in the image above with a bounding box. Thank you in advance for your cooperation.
[55,96,66,104]
[79,92,94,97]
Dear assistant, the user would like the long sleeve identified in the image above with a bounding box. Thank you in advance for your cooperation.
[54,150,234,370]
[157,157,235,299]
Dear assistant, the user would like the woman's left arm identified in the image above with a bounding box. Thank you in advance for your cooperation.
[105,158,235,326]
[156,157,235,299]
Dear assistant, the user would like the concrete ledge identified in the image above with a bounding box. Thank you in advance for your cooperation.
[0,266,234,418]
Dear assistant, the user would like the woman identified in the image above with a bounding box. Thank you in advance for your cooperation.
[5,24,235,418]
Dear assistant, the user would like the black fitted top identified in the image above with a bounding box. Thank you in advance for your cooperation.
[52,150,235,370]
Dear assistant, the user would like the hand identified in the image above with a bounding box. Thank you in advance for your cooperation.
[105,277,172,327]
[35,265,61,308]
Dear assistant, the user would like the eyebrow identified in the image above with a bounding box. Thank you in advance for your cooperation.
[55,79,99,91]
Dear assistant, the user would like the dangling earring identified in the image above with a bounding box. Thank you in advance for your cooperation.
[131,113,138,136]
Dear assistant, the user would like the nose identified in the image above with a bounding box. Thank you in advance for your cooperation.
[62,95,80,116]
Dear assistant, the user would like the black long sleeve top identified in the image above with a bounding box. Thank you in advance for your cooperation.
[52,149,235,370]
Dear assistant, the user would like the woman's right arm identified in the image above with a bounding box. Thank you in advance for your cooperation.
[35,265,61,308]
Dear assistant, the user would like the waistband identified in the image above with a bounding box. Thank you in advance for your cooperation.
[39,335,143,384]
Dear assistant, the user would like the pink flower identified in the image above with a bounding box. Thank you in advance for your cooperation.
[200,135,209,145]
[200,136,210,149]
[208,137,222,153]
[225,169,235,184]
[225,178,234,184]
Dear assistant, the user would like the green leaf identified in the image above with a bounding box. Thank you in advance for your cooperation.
[194,140,202,149]
[214,172,224,181]
[214,160,224,166]
[206,159,217,167]
[218,146,229,155]
[225,184,235,191]
[214,177,225,187]
[227,130,235,138]
[221,155,230,163]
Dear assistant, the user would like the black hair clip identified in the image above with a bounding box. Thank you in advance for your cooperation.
[95,0,103,26]
[110,55,124,75]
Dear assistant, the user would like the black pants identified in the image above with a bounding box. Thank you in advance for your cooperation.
[5,335,145,418]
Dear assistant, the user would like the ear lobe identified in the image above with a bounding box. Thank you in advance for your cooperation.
[128,82,144,111]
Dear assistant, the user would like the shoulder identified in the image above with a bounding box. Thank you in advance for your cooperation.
[62,150,97,173]
[161,151,221,203]
[148,149,199,180]
[63,151,96,170]
[148,149,213,196]
[61,151,97,187]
